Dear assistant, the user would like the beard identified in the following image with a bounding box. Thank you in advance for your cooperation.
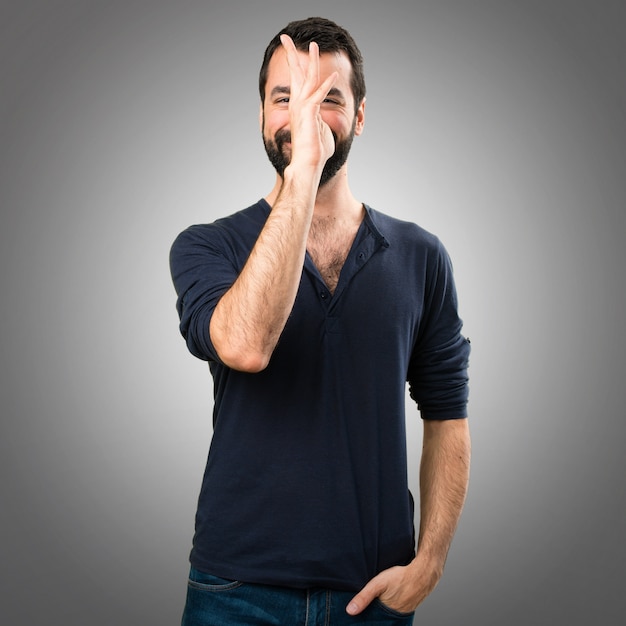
[263,118,356,188]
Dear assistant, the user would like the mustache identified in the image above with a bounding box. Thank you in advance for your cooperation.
[275,129,291,147]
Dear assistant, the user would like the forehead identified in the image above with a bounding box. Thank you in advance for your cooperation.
[265,46,354,97]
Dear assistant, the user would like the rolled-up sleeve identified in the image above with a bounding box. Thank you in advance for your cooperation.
[407,240,470,419]
[169,225,237,362]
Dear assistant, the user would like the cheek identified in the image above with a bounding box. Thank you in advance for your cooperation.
[322,111,354,136]
[263,109,290,134]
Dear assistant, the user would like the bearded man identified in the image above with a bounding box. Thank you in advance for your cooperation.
[170,16,471,626]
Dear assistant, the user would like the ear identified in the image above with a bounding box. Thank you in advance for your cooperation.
[259,102,264,133]
[354,97,366,136]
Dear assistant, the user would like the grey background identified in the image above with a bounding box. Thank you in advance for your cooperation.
[1,0,625,624]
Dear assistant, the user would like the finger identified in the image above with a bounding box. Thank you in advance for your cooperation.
[280,34,299,70]
[305,41,320,87]
[280,34,305,84]
[346,578,385,616]
[279,33,296,55]
[313,71,338,104]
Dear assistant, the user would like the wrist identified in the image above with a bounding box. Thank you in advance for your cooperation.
[409,549,445,582]
[280,164,322,201]
[283,158,324,182]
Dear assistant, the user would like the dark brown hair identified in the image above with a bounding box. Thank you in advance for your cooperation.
[259,17,366,113]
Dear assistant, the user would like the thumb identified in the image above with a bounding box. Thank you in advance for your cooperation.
[346,577,385,616]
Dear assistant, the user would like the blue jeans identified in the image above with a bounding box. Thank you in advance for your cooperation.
[182,567,415,625]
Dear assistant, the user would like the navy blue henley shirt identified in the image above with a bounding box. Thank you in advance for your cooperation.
[170,199,470,591]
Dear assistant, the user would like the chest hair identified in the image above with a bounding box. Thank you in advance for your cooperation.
[307,216,360,294]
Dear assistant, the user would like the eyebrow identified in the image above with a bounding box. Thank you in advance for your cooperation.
[270,85,346,101]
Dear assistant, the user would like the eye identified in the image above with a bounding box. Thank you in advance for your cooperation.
[276,97,290,104]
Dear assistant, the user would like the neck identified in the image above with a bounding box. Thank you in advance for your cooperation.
[265,165,361,219]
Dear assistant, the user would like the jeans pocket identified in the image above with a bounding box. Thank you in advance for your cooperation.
[187,567,243,592]
[372,597,416,620]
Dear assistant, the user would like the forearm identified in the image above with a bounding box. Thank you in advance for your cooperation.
[210,36,337,372]
[416,418,471,572]
[209,168,318,372]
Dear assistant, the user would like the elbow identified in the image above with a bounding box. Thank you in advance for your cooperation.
[218,351,270,374]
[216,344,271,373]
[209,312,273,373]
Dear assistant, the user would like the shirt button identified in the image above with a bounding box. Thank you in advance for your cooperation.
[320,291,328,299]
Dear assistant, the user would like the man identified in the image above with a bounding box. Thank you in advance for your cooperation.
[170,17,470,625]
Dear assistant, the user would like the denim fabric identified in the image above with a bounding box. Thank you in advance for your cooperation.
[182,567,415,625]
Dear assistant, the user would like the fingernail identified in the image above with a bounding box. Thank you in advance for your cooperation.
[346,602,358,615]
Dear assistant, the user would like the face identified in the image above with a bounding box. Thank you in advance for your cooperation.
[261,46,365,187]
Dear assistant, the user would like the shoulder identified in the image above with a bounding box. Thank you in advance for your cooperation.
[171,200,270,257]
[365,205,445,256]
